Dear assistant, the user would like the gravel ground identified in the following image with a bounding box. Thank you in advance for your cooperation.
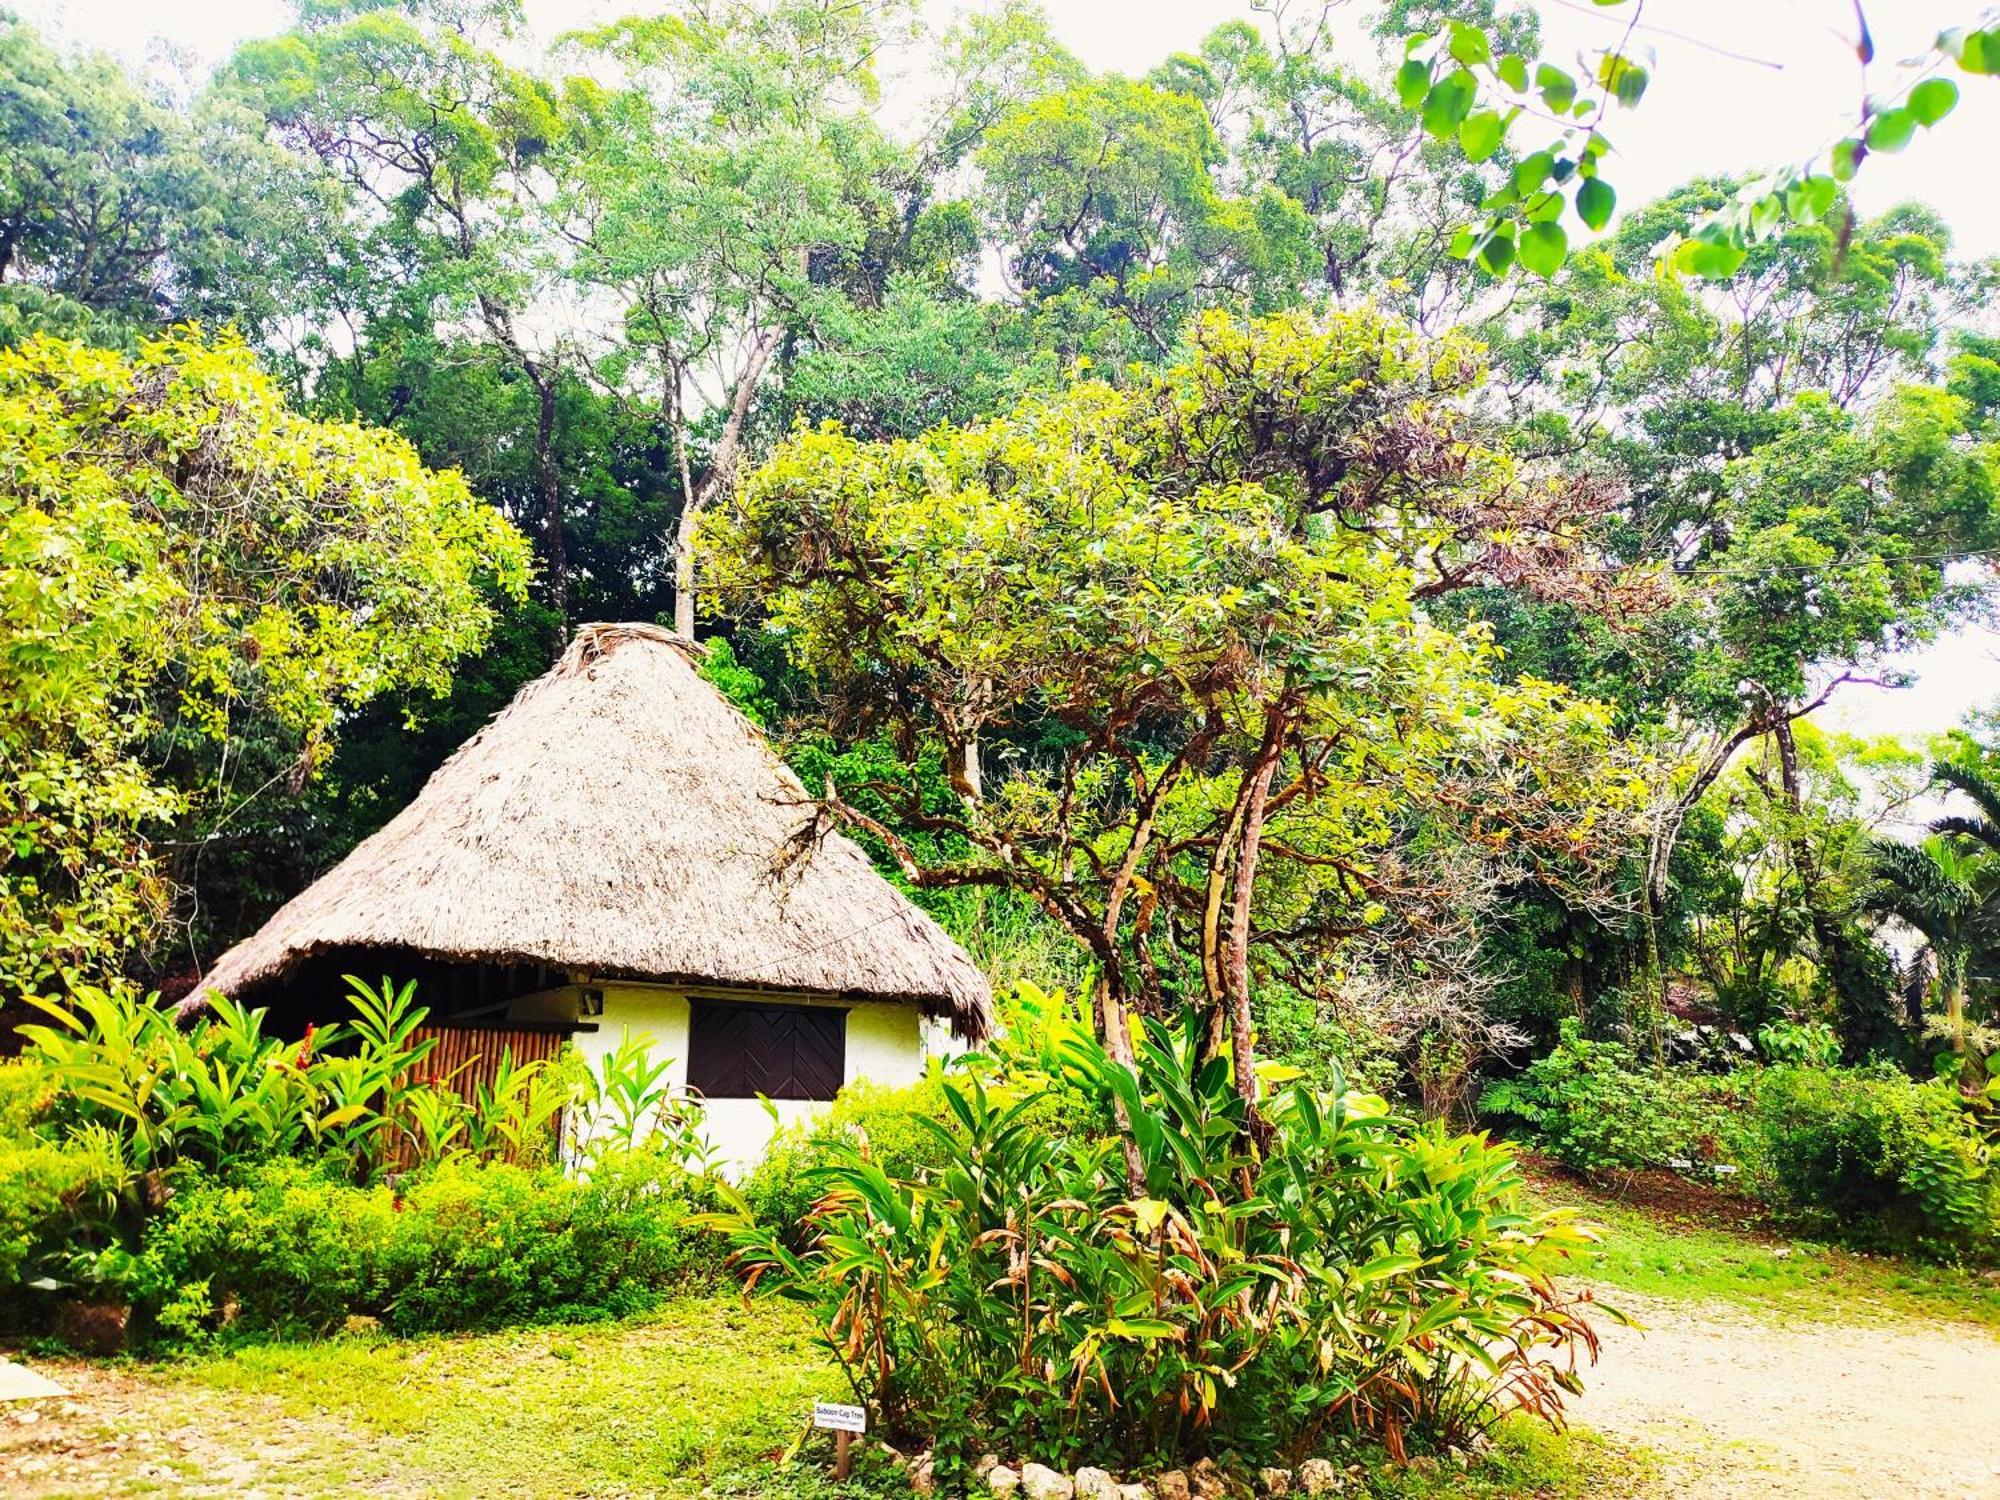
[1573,1288,2000,1498]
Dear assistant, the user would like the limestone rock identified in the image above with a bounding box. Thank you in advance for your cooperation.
[1189,1458,1227,1500]
[1021,1462,1075,1500]
[1295,1459,1337,1496]
[975,1454,1003,1479]
[1075,1467,1118,1500]
[1116,1486,1154,1500]
[910,1452,936,1494]
[1258,1468,1290,1497]
[988,1465,1022,1497]
[1153,1471,1191,1500]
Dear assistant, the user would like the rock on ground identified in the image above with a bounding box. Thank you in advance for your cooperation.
[1020,1460,1076,1500]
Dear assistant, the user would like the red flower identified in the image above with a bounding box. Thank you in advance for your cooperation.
[296,1023,317,1070]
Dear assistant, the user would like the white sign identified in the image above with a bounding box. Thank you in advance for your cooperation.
[812,1400,867,1434]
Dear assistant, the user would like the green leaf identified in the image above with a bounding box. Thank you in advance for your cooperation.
[1353,1253,1425,1285]
[1446,225,1478,259]
[1446,21,1491,67]
[1458,110,1505,162]
[1518,220,1568,278]
[1865,107,1917,153]
[1674,234,1748,280]
[1576,175,1615,231]
[1535,62,1576,114]
[1475,227,1516,275]
[1829,137,1867,182]
[1939,26,2000,76]
[1495,53,1529,92]
[1395,58,1431,111]
[1786,174,1838,224]
[1908,77,1959,126]
[1597,53,1649,107]
[1421,69,1477,139]
[1512,151,1555,194]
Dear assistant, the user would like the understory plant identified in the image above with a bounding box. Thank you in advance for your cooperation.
[709,998,1609,1476]
[4,979,713,1333]
[15,978,707,1182]
[1479,1021,1744,1173]
[138,1149,724,1339]
[1746,1065,1997,1260]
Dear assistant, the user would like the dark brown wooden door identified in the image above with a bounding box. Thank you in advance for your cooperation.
[686,1000,846,1101]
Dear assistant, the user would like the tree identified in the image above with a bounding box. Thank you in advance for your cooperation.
[223,4,587,627]
[568,0,906,638]
[0,329,529,997]
[708,307,1650,1166]
[0,17,305,346]
[1864,836,1994,1081]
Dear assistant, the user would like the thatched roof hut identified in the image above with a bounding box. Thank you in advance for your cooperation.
[183,622,992,1041]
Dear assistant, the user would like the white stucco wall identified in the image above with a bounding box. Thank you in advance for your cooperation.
[515,984,926,1173]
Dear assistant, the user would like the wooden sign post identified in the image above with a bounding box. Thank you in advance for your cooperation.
[812,1400,867,1479]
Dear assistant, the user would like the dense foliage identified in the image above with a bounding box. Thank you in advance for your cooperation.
[4,7,2000,1483]
[0,982,716,1338]
[0,331,528,998]
[1484,1026,2000,1262]
[712,997,1608,1476]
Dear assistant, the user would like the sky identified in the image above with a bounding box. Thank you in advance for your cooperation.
[29,0,2000,756]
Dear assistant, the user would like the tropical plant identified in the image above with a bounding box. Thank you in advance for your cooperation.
[708,1003,1608,1475]
[1479,1021,1745,1174]
[1863,836,1998,1082]
[708,306,1653,1167]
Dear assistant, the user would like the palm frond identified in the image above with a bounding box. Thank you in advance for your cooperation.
[1929,762,2000,853]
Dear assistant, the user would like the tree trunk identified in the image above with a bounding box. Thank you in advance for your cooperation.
[534,375,566,640]
[668,327,783,641]
[1095,973,1147,1197]
[672,498,699,639]
[1222,713,1284,1137]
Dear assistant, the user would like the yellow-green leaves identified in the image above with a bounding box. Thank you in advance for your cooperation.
[0,329,530,995]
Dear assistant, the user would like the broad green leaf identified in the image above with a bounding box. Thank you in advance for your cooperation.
[1421,69,1477,138]
[1597,53,1649,107]
[1519,221,1567,277]
[1512,151,1555,194]
[1865,107,1917,154]
[1495,53,1529,92]
[1675,234,1748,279]
[1458,110,1505,162]
[1446,21,1490,67]
[1475,227,1516,274]
[1939,25,2000,75]
[1395,58,1431,110]
[1535,62,1576,113]
[1576,175,1615,231]
[1908,78,1958,126]
[1830,137,1866,181]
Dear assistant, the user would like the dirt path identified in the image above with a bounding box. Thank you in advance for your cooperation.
[1573,1289,2000,1498]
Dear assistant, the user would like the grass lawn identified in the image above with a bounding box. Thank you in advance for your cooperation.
[1525,1159,2000,1331]
[4,1291,1654,1499]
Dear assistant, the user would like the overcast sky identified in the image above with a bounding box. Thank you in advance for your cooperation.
[30,0,2000,751]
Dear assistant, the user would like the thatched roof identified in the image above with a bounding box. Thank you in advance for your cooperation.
[184,623,992,1038]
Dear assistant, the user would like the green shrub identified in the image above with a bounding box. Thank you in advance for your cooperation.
[1,1061,128,1318]
[1746,1065,1997,1260]
[1479,1021,1744,1172]
[740,1078,960,1237]
[136,1158,396,1337]
[137,1148,724,1340]
[711,1012,1605,1476]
